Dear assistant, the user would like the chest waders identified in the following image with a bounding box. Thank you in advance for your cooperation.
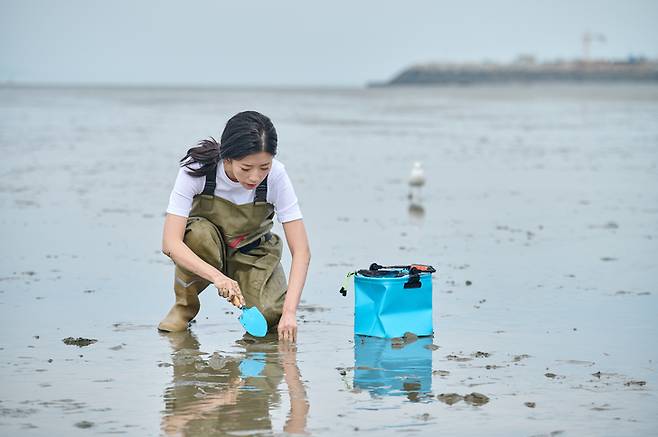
[158,165,288,332]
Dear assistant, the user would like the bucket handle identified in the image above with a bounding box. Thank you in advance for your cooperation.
[339,271,356,296]
[369,263,436,273]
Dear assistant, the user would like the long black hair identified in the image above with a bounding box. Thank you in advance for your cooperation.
[180,111,278,177]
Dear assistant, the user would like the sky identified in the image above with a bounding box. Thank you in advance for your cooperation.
[1,0,657,87]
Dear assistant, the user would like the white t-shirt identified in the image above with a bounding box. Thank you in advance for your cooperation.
[166,158,303,223]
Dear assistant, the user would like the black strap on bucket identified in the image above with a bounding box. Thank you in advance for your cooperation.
[370,262,435,289]
[404,266,422,289]
[369,263,436,274]
[339,262,436,296]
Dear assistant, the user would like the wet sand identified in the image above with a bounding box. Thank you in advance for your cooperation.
[0,84,657,436]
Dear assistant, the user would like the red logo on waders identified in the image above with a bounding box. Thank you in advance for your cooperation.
[228,235,246,249]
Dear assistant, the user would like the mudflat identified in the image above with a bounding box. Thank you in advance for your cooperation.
[0,84,656,436]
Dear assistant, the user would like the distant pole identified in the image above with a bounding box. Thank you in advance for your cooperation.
[582,32,606,62]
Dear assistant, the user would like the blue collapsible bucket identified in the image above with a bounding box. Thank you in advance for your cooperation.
[341,263,436,338]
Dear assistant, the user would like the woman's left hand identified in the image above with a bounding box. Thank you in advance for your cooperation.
[278,310,297,343]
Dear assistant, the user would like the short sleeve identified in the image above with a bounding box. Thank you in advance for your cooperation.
[166,165,205,218]
[270,163,303,224]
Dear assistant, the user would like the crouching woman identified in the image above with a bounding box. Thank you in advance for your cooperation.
[158,111,310,342]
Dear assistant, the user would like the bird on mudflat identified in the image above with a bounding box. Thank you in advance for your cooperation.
[408,161,426,202]
[409,161,425,187]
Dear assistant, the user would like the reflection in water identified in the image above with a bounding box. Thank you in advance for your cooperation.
[353,335,433,402]
[160,331,309,436]
[408,202,425,222]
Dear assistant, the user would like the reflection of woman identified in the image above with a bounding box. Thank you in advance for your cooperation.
[161,331,309,436]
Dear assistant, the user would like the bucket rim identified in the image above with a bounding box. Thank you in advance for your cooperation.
[354,271,432,282]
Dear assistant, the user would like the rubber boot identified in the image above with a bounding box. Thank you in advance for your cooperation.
[158,217,223,332]
[157,267,209,332]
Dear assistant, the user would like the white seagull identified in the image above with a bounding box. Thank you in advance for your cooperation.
[409,161,426,188]
[408,161,426,203]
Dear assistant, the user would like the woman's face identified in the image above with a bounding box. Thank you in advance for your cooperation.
[224,152,273,190]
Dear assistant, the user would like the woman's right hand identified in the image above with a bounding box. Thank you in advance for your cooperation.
[213,275,245,308]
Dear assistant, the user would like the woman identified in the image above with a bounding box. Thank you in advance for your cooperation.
[158,111,310,342]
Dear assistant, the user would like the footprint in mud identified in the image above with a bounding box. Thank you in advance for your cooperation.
[590,403,617,411]
[615,290,651,296]
[512,354,531,362]
[556,360,594,366]
[588,221,619,230]
[485,364,504,370]
[624,380,646,387]
[446,354,472,362]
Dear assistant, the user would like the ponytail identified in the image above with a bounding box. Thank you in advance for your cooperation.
[179,136,220,177]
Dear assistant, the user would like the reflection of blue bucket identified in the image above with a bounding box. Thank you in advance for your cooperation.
[354,268,433,338]
[239,352,266,378]
[354,335,432,398]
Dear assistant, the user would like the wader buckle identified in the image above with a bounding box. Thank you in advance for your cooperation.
[238,232,272,254]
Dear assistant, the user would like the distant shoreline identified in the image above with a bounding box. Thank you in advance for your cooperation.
[372,58,658,87]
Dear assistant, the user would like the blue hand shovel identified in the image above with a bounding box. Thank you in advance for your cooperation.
[238,306,268,337]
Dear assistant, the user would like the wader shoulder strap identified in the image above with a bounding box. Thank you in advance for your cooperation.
[254,176,268,204]
[202,164,218,195]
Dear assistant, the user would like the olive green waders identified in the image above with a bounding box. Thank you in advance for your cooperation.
[158,166,287,332]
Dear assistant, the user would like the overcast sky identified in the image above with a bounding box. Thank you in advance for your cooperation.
[1,0,657,86]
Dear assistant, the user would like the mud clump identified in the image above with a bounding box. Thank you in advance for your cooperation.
[403,332,418,342]
[525,402,536,408]
[74,421,94,429]
[433,370,450,377]
[235,338,256,346]
[391,332,419,349]
[544,372,558,378]
[424,344,440,351]
[403,381,422,402]
[62,337,97,347]
[464,392,489,406]
[438,392,489,406]
[437,393,463,405]
[473,351,491,358]
[391,337,405,348]
[513,354,531,362]
[465,280,472,286]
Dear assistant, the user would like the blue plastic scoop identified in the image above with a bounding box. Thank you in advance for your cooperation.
[238,306,268,337]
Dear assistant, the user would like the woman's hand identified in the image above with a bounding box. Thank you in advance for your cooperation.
[213,275,245,308]
[278,310,297,342]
